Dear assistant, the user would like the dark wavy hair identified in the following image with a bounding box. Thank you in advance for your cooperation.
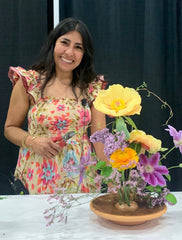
[31,17,96,98]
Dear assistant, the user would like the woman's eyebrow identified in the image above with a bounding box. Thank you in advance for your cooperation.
[61,37,70,42]
[61,37,83,46]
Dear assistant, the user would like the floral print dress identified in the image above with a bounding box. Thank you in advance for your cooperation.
[8,66,107,194]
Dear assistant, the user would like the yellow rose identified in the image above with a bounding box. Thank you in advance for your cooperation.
[110,148,139,171]
[129,130,161,154]
[93,84,142,117]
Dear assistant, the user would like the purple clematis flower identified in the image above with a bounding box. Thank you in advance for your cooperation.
[139,152,169,186]
[165,125,182,154]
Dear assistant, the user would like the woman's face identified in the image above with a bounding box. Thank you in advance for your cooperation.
[53,30,84,74]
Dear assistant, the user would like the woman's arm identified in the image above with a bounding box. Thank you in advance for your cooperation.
[90,104,108,163]
[4,79,31,146]
[4,80,62,159]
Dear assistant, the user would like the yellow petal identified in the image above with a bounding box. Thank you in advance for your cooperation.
[93,84,142,117]
[110,148,139,171]
[129,130,162,154]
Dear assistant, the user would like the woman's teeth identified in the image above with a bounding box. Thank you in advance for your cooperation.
[62,57,73,63]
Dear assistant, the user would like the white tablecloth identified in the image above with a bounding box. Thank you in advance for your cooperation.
[0,192,181,240]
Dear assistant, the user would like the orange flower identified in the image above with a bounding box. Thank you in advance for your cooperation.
[129,130,161,154]
[93,84,142,117]
[110,148,139,171]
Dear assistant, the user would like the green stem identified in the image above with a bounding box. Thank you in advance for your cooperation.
[121,171,130,206]
[124,186,130,206]
[112,120,116,134]
[160,146,176,161]
[118,188,123,205]
[168,165,180,170]
[124,116,138,130]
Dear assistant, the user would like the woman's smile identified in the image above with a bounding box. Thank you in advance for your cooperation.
[61,57,74,64]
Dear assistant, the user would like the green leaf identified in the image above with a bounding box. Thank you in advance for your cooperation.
[95,161,106,170]
[129,142,141,154]
[91,152,96,156]
[160,147,168,152]
[165,174,171,181]
[145,185,163,193]
[101,166,113,177]
[155,186,163,193]
[116,117,130,140]
[165,193,177,205]
[145,185,154,192]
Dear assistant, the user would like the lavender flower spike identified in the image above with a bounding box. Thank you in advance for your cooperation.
[166,125,182,154]
[139,152,169,186]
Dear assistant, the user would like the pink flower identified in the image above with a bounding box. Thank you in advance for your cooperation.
[48,114,71,134]
[78,109,91,127]
[36,159,60,186]
[139,153,169,186]
[37,115,45,124]
[166,125,182,154]
[56,104,65,111]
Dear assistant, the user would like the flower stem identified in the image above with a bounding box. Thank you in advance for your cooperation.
[168,165,180,170]
[112,120,116,133]
[118,188,123,205]
[124,186,130,206]
[121,171,130,206]
[160,146,176,161]
[137,86,173,125]
[124,116,138,130]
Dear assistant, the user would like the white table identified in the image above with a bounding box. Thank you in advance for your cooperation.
[0,192,182,240]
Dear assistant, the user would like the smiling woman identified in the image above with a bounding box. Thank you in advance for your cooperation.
[4,18,108,194]
[53,31,84,75]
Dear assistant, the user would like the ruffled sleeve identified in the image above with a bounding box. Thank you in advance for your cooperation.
[8,66,41,103]
[88,75,108,103]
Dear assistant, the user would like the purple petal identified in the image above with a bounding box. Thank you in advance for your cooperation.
[179,145,182,154]
[143,172,150,182]
[153,171,166,186]
[174,135,182,148]
[176,131,182,140]
[147,173,158,186]
[139,154,148,166]
[166,125,178,140]
[154,165,169,175]
[149,152,160,166]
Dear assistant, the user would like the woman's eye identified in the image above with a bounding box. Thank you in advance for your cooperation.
[76,45,83,50]
[61,41,68,45]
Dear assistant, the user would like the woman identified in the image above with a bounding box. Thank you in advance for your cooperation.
[4,18,107,194]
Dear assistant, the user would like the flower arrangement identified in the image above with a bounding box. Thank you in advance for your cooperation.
[44,82,182,225]
[89,83,181,208]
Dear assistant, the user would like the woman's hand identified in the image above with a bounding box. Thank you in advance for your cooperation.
[27,136,62,159]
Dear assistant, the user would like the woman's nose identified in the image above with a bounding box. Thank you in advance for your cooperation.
[65,46,74,56]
